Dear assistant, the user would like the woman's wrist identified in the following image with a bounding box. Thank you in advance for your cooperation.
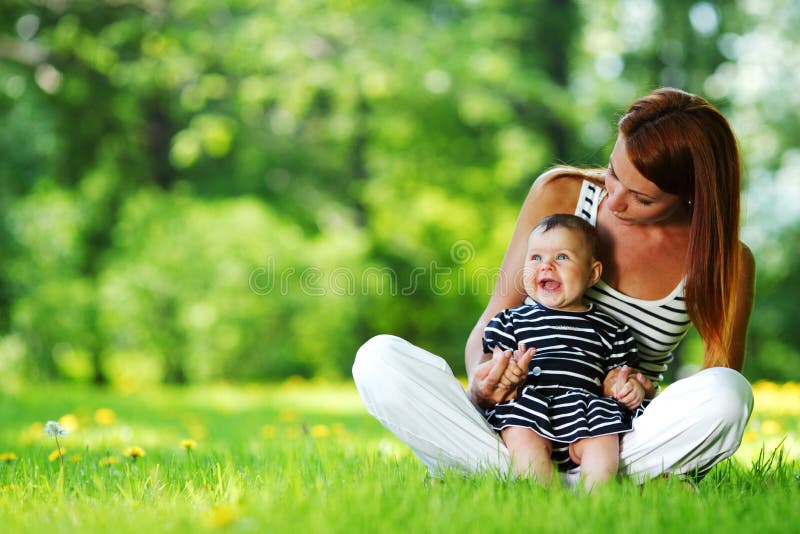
[467,381,489,409]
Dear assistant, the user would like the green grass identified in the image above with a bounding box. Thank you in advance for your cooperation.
[0,381,798,533]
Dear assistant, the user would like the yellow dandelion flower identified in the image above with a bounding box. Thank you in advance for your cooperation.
[282,375,307,388]
[760,419,783,435]
[98,456,118,467]
[752,380,779,393]
[58,414,79,433]
[48,448,67,462]
[0,452,17,462]
[0,484,17,493]
[189,424,207,440]
[123,446,146,459]
[310,424,330,439]
[261,425,277,439]
[21,422,43,445]
[180,439,197,451]
[279,409,298,423]
[205,504,240,529]
[782,382,800,396]
[331,423,347,437]
[743,430,758,442]
[94,408,116,426]
[70,453,82,463]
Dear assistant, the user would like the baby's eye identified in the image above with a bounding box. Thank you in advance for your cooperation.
[556,253,568,260]
[531,254,541,261]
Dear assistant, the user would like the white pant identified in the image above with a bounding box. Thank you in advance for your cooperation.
[352,335,753,484]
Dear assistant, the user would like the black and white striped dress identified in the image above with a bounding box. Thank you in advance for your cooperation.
[483,301,644,444]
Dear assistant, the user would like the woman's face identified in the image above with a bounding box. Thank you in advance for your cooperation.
[604,136,690,226]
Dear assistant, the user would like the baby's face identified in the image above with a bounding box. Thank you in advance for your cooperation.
[523,227,601,312]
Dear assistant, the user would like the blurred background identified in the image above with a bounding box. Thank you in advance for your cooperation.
[0,0,798,390]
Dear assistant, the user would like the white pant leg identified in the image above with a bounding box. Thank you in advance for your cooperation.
[352,335,511,475]
[619,367,753,483]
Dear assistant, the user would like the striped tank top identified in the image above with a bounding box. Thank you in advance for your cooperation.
[573,180,692,383]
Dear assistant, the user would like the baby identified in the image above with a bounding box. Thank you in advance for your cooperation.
[483,214,645,488]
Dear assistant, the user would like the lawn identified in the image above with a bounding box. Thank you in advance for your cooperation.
[0,379,798,533]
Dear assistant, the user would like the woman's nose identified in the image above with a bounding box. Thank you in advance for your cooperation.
[606,190,627,212]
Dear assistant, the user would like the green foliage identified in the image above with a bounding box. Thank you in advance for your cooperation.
[0,1,798,382]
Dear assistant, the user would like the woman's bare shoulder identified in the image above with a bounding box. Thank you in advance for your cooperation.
[525,166,604,214]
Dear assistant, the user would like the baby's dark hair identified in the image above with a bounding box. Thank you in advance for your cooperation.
[531,214,598,257]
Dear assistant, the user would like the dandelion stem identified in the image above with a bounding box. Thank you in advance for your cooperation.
[55,435,64,469]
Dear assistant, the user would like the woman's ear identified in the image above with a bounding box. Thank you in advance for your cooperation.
[588,259,603,287]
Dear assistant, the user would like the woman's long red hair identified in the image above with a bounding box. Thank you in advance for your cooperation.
[618,88,741,367]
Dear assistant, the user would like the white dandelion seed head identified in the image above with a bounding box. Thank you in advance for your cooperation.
[45,421,68,438]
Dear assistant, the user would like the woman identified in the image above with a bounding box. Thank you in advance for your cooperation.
[352,88,755,484]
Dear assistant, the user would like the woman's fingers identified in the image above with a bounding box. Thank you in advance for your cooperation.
[632,371,655,397]
[485,347,512,389]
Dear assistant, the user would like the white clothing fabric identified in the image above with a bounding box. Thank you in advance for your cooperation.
[353,334,753,483]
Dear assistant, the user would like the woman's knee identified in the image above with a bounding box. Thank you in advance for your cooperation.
[695,367,754,428]
[352,334,406,384]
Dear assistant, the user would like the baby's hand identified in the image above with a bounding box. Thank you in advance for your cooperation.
[613,377,645,410]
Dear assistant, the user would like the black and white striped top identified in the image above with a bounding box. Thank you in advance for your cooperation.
[571,180,692,383]
[483,302,639,396]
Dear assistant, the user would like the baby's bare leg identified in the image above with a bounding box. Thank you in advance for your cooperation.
[500,427,554,484]
[569,435,620,490]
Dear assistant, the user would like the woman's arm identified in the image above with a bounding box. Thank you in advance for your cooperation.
[466,171,584,405]
[709,242,756,371]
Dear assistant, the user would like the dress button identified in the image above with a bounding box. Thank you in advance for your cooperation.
[594,377,602,386]
[531,366,542,376]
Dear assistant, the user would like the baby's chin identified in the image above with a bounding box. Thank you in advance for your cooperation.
[532,291,586,311]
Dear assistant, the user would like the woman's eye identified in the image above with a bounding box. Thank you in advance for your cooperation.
[636,198,654,206]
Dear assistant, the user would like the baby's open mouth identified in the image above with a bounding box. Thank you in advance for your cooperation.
[538,279,561,291]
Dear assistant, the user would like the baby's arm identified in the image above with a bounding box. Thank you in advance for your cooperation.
[482,310,518,354]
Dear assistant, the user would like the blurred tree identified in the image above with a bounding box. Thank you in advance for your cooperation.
[0,0,797,384]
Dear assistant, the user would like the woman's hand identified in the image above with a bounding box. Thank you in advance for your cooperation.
[468,343,534,409]
[604,365,655,401]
